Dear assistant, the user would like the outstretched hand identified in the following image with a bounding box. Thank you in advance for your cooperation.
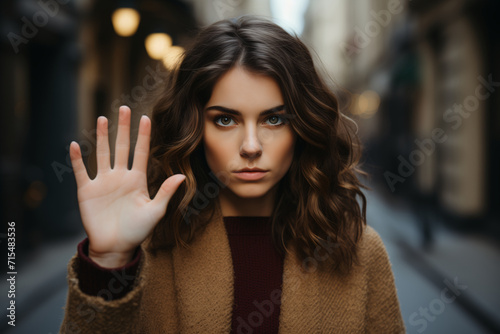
[69,106,185,268]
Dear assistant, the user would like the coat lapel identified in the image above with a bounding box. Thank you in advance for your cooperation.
[172,211,234,333]
[278,243,322,333]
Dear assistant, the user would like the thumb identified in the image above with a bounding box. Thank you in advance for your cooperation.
[151,174,186,211]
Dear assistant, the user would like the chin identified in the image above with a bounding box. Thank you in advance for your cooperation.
[227,184,273,199]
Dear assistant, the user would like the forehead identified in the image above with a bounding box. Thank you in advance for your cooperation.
[206,67,284,111]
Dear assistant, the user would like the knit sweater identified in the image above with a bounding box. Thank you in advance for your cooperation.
[60,211,406,333]
[224,216,283,333]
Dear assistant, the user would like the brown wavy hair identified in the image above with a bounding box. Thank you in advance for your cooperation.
[147,15,367,274]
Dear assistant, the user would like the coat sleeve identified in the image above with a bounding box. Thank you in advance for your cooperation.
[59,248,146,334]
[364,226,406,333]
[76,237,141,300]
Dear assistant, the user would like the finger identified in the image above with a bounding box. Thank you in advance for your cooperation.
[114,106,131,169]
[69,141,90,188]
[96,116,111,172]
[131,115,151,173]
[150,174,186,213]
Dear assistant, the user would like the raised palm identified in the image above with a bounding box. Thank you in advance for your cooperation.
[69,106,185,267]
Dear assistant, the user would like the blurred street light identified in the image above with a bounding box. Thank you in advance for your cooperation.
[145,32,173,59]
[351,90,380,118]
[112,7,140,37]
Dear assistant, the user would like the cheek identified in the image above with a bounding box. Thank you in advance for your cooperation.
[203,129,231,170]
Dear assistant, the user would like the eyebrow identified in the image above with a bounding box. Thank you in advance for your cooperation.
[204,104,286,117]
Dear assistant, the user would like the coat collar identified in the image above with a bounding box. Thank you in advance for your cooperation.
[171,212,323,333]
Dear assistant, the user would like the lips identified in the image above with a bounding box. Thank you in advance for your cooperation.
[233,167,268,181]
[235,167,268,173]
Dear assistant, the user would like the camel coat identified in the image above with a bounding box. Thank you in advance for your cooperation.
[59,213,405,333]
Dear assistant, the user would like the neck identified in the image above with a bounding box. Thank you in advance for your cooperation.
[218,186,276,217]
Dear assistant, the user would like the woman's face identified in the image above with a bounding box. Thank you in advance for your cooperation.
[203,66,296,206]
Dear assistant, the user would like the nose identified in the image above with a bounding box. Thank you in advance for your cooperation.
[240,124,262,160]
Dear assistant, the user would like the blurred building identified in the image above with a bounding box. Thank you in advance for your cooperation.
[406,0,500,229]
[1,0,83,253]
[303,0,500,235]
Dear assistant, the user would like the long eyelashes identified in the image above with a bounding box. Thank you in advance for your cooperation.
[213,114,289,127]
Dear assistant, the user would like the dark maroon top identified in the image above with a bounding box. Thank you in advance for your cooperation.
[76,216,283,333]
[224,216,284,333]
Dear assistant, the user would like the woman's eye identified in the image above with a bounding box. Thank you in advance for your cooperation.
[214,114,287,127]
[265,115,286,126]
[214,115,236,126]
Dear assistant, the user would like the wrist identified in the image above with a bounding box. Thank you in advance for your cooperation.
[88,248,136,269]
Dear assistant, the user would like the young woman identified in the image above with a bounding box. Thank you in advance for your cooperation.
[61,16,405,333]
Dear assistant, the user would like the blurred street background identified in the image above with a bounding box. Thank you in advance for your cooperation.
[1,0,499,333]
